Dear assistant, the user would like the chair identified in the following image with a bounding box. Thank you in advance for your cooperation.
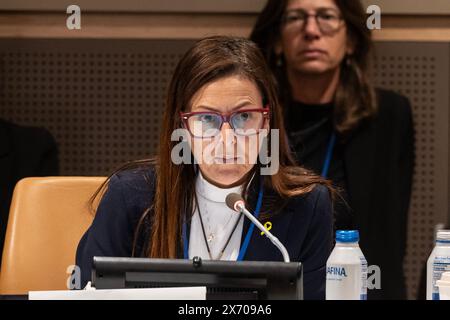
[0,177,106,295]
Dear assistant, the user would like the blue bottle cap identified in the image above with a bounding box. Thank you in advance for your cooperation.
[336,230,359,243]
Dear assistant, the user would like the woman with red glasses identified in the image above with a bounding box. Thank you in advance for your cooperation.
[76,36,334,300]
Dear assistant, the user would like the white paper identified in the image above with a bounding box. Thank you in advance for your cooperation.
[29,287,206,300]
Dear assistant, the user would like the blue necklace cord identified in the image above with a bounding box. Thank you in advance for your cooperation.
[182,216,188,259]
[321,132,336,179]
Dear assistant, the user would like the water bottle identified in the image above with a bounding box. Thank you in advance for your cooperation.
[326,230,368,300]
[426,230,450,300]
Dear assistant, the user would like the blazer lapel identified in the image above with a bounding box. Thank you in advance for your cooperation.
[240,201,294,261]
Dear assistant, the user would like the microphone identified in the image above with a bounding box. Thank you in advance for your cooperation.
[226,193,290,263]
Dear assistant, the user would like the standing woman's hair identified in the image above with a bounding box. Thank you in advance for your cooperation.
[250,0,377,137]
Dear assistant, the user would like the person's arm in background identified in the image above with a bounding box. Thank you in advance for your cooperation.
[297,184,334,300]
[13,125,59,177]
[0,122,59,266]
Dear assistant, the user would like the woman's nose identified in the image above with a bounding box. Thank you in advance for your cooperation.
[220,122,236,146]
[303,16,321,39]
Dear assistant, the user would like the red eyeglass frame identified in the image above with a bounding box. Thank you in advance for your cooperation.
[180,106,270,137]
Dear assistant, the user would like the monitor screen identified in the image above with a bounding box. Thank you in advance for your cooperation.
[92,256,303,300]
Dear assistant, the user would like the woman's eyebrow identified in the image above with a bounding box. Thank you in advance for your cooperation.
[193,101,257,113]
[287,6,338,12]
[193,105,220,112]
[231,101,255,111]
[316,6,339,12]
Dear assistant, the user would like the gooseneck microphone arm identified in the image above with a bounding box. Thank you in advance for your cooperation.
[226,193,290,263]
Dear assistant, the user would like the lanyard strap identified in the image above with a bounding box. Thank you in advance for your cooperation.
[321,132,336,179]
[183,216,189,259]
[236,180,264,261]
[183,178,264,260]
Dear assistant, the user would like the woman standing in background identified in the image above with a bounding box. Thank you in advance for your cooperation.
[251,0,414,299]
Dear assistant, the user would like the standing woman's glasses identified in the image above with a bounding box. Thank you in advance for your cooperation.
[281,8,344,34]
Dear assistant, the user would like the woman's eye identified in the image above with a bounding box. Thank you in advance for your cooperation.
[285,12,304,23]
[237,113,251,121]
[319,12,338,20]
[199,114,214,123]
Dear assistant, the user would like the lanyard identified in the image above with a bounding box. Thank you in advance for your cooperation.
[183,178,264,260]
[321,132,336,179]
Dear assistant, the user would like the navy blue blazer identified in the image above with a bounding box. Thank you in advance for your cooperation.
[75,167,333,300]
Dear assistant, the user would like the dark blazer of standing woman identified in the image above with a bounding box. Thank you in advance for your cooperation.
[251,0,414,299]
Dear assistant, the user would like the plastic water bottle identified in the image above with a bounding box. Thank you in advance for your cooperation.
[326,230,368,300]
[426,230,450,300]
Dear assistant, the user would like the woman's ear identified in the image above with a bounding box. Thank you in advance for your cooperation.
[346,47,354,56]
[275,40,283,56]
[345,33,356,56]
[274,41,285,67]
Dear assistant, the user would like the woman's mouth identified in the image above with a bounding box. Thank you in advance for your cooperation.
[214,156,242,164]
[300,49,326,58]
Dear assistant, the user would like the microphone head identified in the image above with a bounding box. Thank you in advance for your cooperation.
[226,193,245,212]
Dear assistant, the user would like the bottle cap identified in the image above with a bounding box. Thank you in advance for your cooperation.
[436,230,450,243]
[336,230,359,243]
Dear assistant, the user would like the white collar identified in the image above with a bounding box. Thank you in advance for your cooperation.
[196,171,243,203]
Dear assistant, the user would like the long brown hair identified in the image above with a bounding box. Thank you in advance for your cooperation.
[250,0,377,137]
[91,36,333,259]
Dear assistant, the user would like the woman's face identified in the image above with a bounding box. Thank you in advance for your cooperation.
[186,75,268,188]
[277,0,352,75]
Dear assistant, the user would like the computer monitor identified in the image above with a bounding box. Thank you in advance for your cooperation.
[92,256,303,300]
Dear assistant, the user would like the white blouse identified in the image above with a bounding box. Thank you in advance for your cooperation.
[188,172,244,261]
